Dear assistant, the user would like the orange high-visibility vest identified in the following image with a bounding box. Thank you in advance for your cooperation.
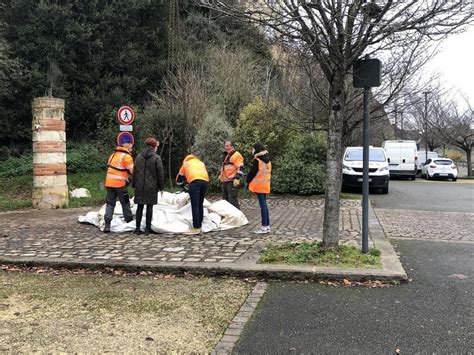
[220,150,244,182]
[176,155,209,184]
[105,146,134,188]
[249,158,272,194]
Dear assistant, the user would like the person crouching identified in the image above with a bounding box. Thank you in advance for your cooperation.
[176,154,209,235]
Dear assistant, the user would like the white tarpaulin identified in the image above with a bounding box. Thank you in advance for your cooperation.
[78,191,249,233]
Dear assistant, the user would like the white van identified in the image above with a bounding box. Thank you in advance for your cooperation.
[382,140,418,180]
[342,147,390,194]
[417,151,439,174]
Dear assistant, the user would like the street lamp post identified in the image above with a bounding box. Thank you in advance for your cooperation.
[423,91,430,162]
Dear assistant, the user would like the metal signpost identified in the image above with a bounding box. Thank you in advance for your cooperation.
[117,106,135,145]
[353,58,382,253]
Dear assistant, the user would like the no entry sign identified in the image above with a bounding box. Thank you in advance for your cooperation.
[117,132,135,146]
[117,106,135,125]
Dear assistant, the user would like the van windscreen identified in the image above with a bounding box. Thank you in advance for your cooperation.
[345,149,385,162]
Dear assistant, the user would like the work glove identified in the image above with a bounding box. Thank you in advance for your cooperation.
[233,179,241,188]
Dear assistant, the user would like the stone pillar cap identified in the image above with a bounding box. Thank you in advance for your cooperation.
[32,97,65,109]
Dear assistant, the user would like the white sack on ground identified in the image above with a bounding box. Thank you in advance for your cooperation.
[78,191,249,233]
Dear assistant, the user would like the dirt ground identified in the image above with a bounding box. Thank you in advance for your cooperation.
[0,269,252,353]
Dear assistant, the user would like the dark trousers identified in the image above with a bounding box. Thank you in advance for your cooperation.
[104,187,133,224]
[136,204,153,230]
[222,181,240,210]
[188,180,208,228]
[257,193,270,226]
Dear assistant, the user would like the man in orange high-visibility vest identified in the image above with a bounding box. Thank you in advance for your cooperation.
[219,141,244,210]
[103,136,134,233]
[176,154,209,235]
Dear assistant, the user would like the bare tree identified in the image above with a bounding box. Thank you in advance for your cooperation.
[429,95,473,176]
[198,0,472,248]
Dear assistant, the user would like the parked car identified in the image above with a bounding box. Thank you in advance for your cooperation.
[421,158,458,181]
[382,140,418,180]
[417,151,439,174]
[342,147,390,194]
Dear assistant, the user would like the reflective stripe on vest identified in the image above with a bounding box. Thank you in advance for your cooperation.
[249,158,271,194]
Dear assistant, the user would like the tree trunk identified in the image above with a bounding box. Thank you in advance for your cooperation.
[322,80,345,249]
[465,147,472,177]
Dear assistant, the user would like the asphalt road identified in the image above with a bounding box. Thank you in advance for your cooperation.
[235,239,474,354]
[370,179,474,213]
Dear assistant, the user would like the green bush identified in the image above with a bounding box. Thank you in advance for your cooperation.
[272,132,327,195]
[0,154,33,177]
[234,96,297,162]
[67,144,106,174]
[0,144,105,177]
[192,110,233,189]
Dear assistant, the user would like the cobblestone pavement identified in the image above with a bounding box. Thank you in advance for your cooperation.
[0,198,366,264]
[375,208,474,242]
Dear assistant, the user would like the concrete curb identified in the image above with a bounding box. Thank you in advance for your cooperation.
[211,282,268,355]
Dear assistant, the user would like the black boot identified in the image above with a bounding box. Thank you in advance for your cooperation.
[103,222,111,233]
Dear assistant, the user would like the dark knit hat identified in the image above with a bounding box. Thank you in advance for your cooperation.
[253,142,266,154]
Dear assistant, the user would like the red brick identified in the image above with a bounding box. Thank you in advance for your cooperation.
[33,163,66,176]
[36,119,65,131]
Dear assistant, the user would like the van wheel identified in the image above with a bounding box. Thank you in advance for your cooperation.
[412,174,416,181]
[381,185,389,194]
[453,177,457,182]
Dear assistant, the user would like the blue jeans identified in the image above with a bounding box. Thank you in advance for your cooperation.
[256,193,270,226]
[188,180,208,228]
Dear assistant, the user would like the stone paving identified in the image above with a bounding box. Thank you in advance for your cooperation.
[0,198,366,264]
[375,208,474,242]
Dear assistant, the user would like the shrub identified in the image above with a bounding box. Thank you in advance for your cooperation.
[445,149,464,162]
[66,143,106,173]
[192,110,233,189]
[0,144,105,177]
[0,154,33,177]
[271,132,327,195]
[234,96,297,161]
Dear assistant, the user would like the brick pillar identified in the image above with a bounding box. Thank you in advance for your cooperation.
[32,97,68,208]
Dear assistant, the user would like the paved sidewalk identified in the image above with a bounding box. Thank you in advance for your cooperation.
[376,208,474,242]
[0,198,405,281]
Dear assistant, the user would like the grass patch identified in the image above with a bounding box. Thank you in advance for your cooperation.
[259,241,381,268]
[0,175,33,211]
[0,270,252,353]
[340,192,361,200]
[67,171,108,207]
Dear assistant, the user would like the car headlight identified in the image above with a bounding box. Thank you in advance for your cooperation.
[343,164,353,171]
[378,166,389,172]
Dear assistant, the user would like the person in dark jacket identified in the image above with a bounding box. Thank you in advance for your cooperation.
[132,137,164,234]
[246,142,272,234]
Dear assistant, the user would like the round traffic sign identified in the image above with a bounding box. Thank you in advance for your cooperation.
[117,106,135,125]
[117,132,135,146]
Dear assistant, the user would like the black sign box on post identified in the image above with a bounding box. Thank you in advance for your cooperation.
[353,59,382,88]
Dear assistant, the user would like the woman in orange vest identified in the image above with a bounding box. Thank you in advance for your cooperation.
[176,154,209,235]
[246,142,272,234]
[103,135,134,233]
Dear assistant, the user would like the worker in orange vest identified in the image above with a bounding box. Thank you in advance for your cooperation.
[176,154,209,235]
[246,142,272,234]
[103,135,134,233]
[219,140,244,210]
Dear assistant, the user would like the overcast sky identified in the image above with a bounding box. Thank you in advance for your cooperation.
[424,25,474,107]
